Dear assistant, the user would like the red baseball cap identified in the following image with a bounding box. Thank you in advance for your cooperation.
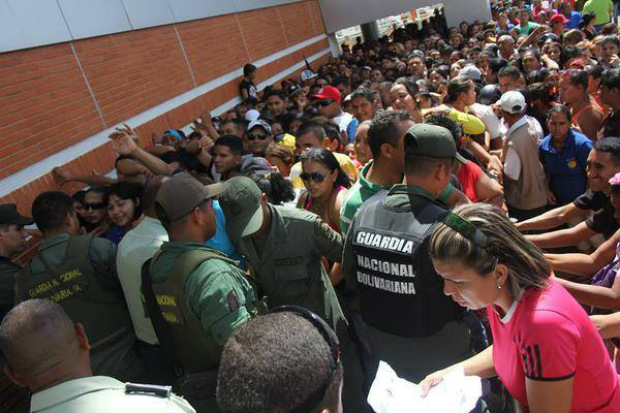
[312,86,342,104]
[550,14,569,25]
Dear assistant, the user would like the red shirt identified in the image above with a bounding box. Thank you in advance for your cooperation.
[488,278,620,412]
[457,160,483,202]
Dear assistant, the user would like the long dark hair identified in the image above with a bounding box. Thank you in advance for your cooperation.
[104,182,144,222]
[300,148,351,189]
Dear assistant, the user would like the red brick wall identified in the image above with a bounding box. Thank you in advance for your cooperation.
[0,0,328,215]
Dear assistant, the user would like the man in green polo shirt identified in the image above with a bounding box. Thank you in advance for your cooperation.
[340,111,466,235]
[583,0,613,28]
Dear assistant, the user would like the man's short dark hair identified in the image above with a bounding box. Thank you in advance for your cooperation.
[562,69,588,89]
[350,88,375,103]
[32,191,74,233]
[217,312,342,413]
[322,122,342,146]
[602,68,620,90]
[595,137,620,165]
[424,114,463,145]
[215,134,243,155]
[332,76,349,87]
[367,110,413,159]
[587,65,605,80]
[602,35,620,49]
[263,89,286,102]
[297,121,326,142]
[498,65,521,80]
[243,63,257,77]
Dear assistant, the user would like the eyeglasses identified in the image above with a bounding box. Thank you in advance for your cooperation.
[247,134,268,141]
[84,202,107,211]
[269,305,340,413]
[316,100,335,107]
[300,172,326,183]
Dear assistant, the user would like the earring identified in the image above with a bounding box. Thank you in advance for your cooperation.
[497,283,503,290]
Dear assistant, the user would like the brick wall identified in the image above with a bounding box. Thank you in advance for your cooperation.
[0,0,329,215]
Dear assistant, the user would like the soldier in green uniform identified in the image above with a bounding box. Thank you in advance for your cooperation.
[0,299,195,413]
[145,173,257,413]
[219,177,365,412]
[16,191,146,383]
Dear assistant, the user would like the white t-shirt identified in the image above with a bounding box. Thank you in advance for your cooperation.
[333,111,354,133]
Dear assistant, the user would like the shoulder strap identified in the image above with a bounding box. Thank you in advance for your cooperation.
[170,250,237,286]
[141,258,184,377]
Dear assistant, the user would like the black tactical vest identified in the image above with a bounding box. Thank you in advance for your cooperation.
[17,235,133,349]
[146,249,251,374]
[351,186,462,337]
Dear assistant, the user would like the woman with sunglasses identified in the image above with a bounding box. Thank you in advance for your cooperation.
[297,148,351,234]
[420,203,620,413]
[82,186,110,236]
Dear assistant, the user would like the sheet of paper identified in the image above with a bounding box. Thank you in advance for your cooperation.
[367,361,482,413]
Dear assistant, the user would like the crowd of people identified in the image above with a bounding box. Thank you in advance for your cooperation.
[5,0,620,412]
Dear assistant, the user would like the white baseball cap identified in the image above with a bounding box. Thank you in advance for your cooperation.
[498,91,526,114]
[301,69,318,82]
[244,109,260,122]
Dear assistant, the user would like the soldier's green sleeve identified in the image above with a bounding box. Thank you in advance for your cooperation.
[186,260,252,346]
[341,221,357,294]
[311,218,343,263]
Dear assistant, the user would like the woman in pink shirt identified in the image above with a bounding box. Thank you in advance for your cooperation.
[420,203,620,413]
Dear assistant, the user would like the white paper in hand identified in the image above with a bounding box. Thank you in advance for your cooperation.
[367,361,482,413]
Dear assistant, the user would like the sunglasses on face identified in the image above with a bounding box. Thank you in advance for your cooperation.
[247,134,268,141]
[316,100,335,107]
[84,202,107,211]
[300,172,326,183]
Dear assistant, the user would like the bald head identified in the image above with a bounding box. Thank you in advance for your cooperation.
[0,299,89,387]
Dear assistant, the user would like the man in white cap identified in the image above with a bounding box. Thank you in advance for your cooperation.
[245,119,273,158]
[498,91,548,221]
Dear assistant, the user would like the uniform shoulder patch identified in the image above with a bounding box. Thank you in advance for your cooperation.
[227,291,240,311]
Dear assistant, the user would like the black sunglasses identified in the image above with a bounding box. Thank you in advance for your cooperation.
[269,305,340,413]
[316,100,334,107]
[83,202,107,211]
[247,134,268,141]
[300,172,326,183]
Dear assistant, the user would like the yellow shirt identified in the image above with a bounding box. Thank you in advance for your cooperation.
[448,108,486,135]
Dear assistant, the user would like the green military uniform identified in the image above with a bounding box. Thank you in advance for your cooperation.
[149,242,257,365]
[236,205,345,329]
[148,242,257,413]
[16,234,146,383]
[30,376,195,413]
[219,177,366,413]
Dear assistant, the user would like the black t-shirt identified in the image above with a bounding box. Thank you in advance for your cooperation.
[603,111,620,138]
[239,79,257,100]
[159,148,208,174]
[0,257,21,320]
[275,112,295,133]
[573,189,620,238]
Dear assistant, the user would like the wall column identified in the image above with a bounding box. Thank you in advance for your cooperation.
[442,0,492,27]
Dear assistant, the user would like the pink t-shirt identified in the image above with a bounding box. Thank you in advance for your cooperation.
[488,278,620,413]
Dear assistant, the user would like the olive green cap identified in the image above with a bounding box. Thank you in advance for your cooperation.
[405,124,467,164]
[219,177,264,239]
[155,173,224,225]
